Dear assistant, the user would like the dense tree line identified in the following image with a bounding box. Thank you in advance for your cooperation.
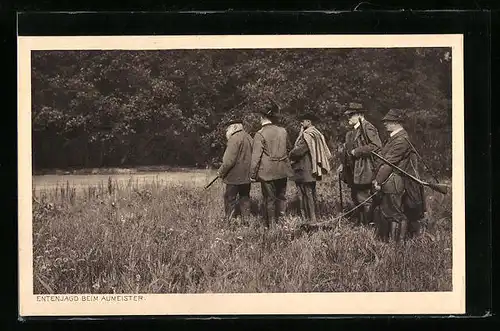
[31,48,452,176]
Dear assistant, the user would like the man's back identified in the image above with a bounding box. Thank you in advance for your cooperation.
[219,130,253,185]
[250,123,293,181]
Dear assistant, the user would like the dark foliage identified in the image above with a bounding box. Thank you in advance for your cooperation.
[32,48,452,176]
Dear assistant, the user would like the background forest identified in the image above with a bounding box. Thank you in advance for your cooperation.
[31,48,452,175]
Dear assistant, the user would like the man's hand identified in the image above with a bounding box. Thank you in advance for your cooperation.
[336,164,343,174]
[250,178,257,183]
[350,149,357,157]
[372,179,381,191]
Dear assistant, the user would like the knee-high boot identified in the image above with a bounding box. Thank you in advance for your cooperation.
[239,197,250,225]
[399,219,408,242]
[390,221,398,242]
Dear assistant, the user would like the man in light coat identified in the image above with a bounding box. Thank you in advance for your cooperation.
[217,119,253,225]
[249,105,294,228]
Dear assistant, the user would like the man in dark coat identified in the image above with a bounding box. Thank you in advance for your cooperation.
[372,108,425,242]
[338,102,382,225]
[217,119,253,224]
[289,112,332,223]
[250,105,294,228]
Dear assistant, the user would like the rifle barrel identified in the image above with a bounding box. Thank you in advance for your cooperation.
[371,151,448,194]
[427,182,449,195]
[404,137,440,183]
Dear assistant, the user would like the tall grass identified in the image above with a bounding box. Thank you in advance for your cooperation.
[32,172,452,294]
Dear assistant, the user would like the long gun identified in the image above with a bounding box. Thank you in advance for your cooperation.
[204,176,219,190]
[404,137,440,184]
[371,151,449,194]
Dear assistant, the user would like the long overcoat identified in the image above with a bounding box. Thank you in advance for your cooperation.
[342,119,382,185]
[374,128,425,214]
[218,129,253,185]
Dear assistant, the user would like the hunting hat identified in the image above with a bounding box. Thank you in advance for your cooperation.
[298,112,319,122]
[382,108,405,123]
[223,119,244,126]
[344,102,368,116]
[257,98,280,119]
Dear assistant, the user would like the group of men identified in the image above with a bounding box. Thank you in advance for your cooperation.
[216,101,426,242]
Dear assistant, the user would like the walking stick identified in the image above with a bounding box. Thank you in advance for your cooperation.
[338,172,344,212]
[204,176,219,190]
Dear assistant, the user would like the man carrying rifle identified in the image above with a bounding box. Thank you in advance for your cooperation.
[250,103,294,229]
[372,109,425,242]
[338,102,382,225]
[217,119,253,225]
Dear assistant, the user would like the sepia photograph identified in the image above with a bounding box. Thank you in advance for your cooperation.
[18,35,465,316]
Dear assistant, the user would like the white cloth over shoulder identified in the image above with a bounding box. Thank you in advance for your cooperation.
[294,126,332,177]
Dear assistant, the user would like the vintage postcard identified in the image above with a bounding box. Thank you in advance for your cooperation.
[18,34,465,316]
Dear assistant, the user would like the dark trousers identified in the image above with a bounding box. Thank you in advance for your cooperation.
[350,184,373,225]
[403,203,424,238]
[260,178,287,227]
[296,181,317,223]
[378,192,408,242]
[224,183,251,223]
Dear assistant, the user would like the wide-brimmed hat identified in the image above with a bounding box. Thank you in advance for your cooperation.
[298,112,319,122]
[344,102,368,116]
[381,108,405,123]
[223,119,244,126]
[257,98,280,119]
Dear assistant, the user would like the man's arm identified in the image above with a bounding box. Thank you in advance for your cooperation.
[352,123,382,157]
[217,136,239,178]
[289,135,309,161]
[374,138,409,184]
[249,132,264,180]
[286,130,294,152]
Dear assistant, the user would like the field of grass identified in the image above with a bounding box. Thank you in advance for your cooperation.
[32,170,452,294]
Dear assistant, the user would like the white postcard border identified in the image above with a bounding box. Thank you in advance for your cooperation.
[18,34,465,316]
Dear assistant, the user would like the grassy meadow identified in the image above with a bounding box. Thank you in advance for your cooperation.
[32,170,452,294]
